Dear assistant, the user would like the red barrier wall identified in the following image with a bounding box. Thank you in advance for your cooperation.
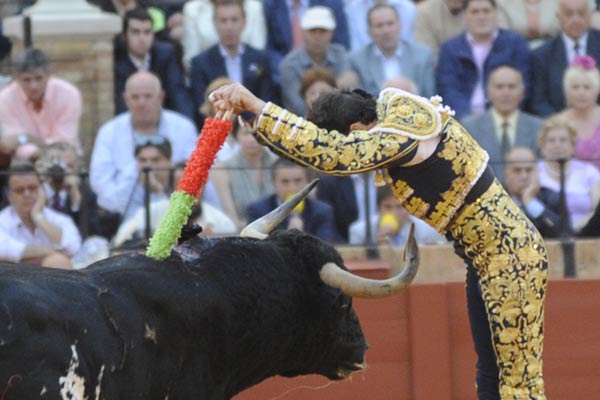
[235,273,600,400]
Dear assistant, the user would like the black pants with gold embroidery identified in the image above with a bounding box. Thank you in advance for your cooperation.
[449,180,548,400]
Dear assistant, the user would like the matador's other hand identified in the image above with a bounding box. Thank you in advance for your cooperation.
[209,83,266,116]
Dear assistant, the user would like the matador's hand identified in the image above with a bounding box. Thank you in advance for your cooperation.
[209,83,266,116]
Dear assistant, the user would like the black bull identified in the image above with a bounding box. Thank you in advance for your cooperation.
[0,184,419,399]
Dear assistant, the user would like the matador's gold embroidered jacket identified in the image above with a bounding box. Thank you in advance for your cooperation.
[253,88,549,399]
[254,88,489,233]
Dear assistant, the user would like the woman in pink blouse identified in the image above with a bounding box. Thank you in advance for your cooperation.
[556,55,600,170]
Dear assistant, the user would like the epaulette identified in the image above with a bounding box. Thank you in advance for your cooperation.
[375,88,455,140]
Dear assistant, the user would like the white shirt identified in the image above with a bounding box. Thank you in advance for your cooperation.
[90,110,198,214]
[373,45,403,82]
[182,0,267,69]
[219,44,245,84]
[128,52,151,70]
[562,32,589,64]
[113,199,237,247]
[491,108,519,147]
[0,206,82,262]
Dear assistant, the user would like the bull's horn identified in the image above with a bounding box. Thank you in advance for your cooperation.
[240,178,319,239]
[319,224,420,298]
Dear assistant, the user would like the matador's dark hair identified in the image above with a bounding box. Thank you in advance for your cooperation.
[306,89,378,135]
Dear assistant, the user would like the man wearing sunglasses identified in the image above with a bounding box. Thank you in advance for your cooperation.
[0,162,81,269]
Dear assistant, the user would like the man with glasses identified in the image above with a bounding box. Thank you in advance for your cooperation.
[0,162,81,269]
[90,70,197,217]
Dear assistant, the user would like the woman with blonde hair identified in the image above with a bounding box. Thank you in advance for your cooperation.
[538,115,600,231]
[557,55,600,169]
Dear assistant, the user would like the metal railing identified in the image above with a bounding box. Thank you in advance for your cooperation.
[0,159,592,277]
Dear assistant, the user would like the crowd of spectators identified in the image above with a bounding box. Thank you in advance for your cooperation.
[2,0,600,268]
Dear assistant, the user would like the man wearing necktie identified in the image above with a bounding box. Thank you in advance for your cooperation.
[462,65,542,182]
[530,0,600,116]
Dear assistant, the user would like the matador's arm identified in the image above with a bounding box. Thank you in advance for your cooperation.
[253,89,450,175]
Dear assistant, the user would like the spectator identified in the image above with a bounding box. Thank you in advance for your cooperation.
[0,162,81,269]
[199,76,240,161]
[414,0,465,59]
[496,0,561,48]
[279,6,354,116]
[37,142,116,239]
[349,185,444,245]
[537,115,600,231]
[189,0,277,120]
[315,176,358,242]
[90,71,197,216]
[344,0,416,50]
[88,0,139,14]
[299,67,337,113]
[263,0,350,85]
[462,65,542,181]
[436,0,530,119]
[554,55,600,169]
[349,4,435,97]
[210,121,277,229]
[529,0,600,116]
[0,32,12,89]
[0,48,82,160]
[247,158,338,241]
[113,161,237,247]
[182,0,266,68]
[89,0,185,43]
[122,138,173,220]
[115,7,194,120]
[503,146,562,237]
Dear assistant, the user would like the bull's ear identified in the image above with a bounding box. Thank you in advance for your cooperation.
[178,224,203,244]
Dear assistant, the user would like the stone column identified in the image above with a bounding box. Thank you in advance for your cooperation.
[3,0,121,158]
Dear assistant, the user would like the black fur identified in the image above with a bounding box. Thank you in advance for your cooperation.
[0,230,366,399]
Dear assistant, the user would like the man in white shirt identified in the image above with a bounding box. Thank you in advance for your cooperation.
[0,162,81,269]
[90,71,198,215]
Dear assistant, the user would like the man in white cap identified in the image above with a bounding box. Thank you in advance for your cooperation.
[279,5,354,116]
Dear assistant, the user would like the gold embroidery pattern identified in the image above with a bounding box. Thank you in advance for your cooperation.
[377,91,440,137]
[428,120,489,230]
[255,104,415,174]
[387,119,488,232]
[449,181,548,400]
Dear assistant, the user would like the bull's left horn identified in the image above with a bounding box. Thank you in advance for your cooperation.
[320,224,420,298]
[240,179,319,239]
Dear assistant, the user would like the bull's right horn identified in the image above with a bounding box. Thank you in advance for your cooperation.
[319,224,420,298]
[240,178,319,239]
